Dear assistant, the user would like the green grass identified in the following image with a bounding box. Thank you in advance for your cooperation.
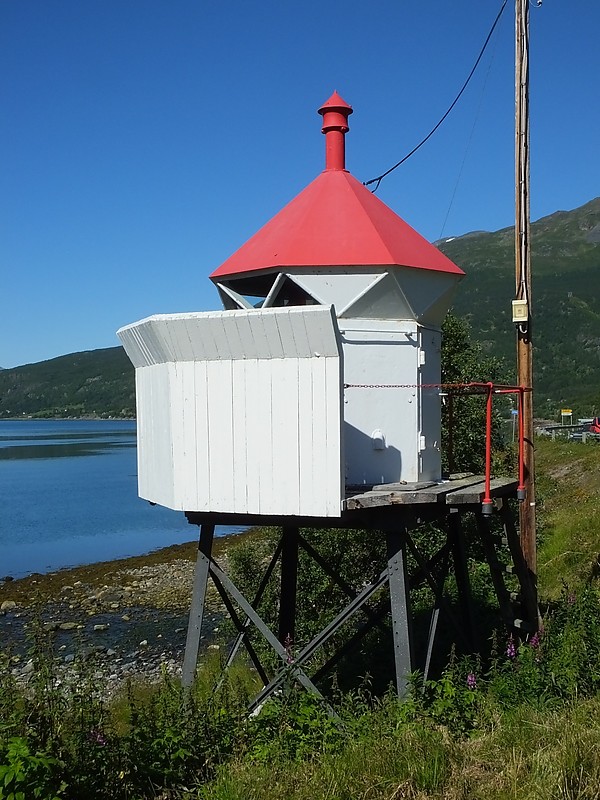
[536,438,600,598]
[199,698,600,800]
[6,575,600,799]
[196,439,600,799]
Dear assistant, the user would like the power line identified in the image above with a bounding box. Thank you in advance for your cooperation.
[438,27,502,241]
[363,0,509,193]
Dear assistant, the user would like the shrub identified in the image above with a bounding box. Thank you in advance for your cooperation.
[0,736,66,800]
[246,688,343,763]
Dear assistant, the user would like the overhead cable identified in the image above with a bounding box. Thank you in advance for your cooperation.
[363,0,509,193]
[438,28,501,241]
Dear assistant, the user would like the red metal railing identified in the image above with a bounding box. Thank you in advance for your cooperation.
[343,381,531,514]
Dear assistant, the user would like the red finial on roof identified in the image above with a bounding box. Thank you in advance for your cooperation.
[318,91,353,172]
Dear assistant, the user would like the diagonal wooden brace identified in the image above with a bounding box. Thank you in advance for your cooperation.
[222,536,283,674]
[208,559,327,702]
[248,567,390,712]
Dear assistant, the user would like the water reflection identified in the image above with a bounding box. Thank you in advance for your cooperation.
[0,421,136,460]
[0,440,135,460]
[0,431,134,443]
[0,420,246,578]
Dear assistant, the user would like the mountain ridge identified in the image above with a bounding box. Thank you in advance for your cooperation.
[0,347,134,418]
[438,196,600,415]
[1,196,598,418]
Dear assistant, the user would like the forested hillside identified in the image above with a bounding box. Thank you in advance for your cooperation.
[0,347,134,418]
[439,196,600,415]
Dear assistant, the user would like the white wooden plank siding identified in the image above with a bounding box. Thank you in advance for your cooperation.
[135,364,174,508]
[117,306,344,517]
[231,358,248,511]
[193,360,211,507]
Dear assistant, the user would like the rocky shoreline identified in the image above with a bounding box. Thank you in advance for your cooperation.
[0,530,256,696]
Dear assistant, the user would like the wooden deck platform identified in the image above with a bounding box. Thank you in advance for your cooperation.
[345,475,518,510]
[185,475,519,531]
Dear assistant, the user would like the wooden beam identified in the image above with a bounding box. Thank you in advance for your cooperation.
[182,524,215,689]
[444,478,519,505]
[279,527,299,646]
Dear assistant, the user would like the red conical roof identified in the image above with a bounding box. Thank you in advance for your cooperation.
[210,94,464,281]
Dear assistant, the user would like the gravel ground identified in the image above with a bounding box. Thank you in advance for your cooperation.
[0,532,254,696]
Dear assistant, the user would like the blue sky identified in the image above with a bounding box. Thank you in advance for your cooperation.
[1,1,598,368]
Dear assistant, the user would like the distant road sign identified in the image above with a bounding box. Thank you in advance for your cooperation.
[511,409,519,416]
[561,409,573,415]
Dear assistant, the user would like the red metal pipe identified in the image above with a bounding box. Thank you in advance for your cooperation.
[324,129,346,171]
[318,91,352,172]
[482,382,494,515]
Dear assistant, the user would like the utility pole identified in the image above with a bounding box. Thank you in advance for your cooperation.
[514,0,536,578]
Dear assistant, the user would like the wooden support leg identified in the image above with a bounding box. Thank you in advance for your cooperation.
[448,510,476,650]
[499,502,540,631]
[279,526,299,647]
[423,545,451,683]
[182,523,215,689]
[386,530,413,697]
[475,512,514,629]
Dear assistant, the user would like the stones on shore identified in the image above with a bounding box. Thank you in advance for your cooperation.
[1,548,227,621]
[13,648,184,697]
[6,611,221,701]
[2,550,230,700]
[22,659,35,675]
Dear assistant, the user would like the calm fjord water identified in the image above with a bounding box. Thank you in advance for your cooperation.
[0,420,241,579]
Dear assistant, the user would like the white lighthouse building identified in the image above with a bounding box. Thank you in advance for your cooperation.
[118,92,464,519]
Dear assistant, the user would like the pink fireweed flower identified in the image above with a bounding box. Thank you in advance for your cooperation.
[284,633,294,664]
[466,672,477,690]
[506,635,516,659]
[89,729,107,746]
